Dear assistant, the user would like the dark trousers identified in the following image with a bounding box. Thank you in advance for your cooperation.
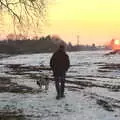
[55,75,65,97]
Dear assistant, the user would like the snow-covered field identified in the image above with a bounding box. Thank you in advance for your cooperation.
[0,51,120,120]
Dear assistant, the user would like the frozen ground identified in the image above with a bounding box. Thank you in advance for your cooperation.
[0,51,120,120]
[0,82,120,120]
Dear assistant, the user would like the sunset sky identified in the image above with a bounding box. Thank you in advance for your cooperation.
[0,0,120,45]
[42,0,120,45]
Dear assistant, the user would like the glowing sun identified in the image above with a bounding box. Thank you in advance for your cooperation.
[114,39,120,45]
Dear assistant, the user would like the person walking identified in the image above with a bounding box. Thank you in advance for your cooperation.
[50,44,70,100]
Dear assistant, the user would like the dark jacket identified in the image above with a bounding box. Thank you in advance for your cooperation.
[50,50,70,76]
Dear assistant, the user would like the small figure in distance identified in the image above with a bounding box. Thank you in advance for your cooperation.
[50,44,70,100]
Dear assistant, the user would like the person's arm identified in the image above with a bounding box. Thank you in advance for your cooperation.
[50,53,55,70]
[65,54,70,71]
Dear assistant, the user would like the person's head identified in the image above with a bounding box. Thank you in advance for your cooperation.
[58,44,65,52]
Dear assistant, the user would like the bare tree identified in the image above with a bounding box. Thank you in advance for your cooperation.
[0,0,48,34]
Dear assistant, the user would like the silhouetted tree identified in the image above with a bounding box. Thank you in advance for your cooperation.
[0,0,48,33]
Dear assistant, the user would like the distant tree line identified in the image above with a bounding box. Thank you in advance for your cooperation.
[0,35,66,54]
[0,34,106,54]
[67,42,105,51]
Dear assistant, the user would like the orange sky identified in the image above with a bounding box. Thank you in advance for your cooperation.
[0,0,120,45]
[41,0,120,45]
